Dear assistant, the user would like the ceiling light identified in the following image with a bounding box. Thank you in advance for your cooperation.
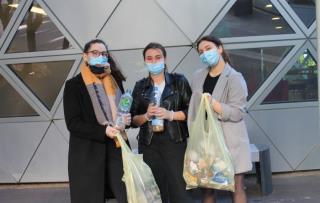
[8,4,47,15]
[265,4,273,8]
[272,17,280,20]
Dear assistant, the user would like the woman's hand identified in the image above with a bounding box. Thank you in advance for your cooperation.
[144,104,157,121]
[105,125,119,139]
[154,107,174,121]
[122,113,132,126]
[206,94,222,115]
[205,94,214,107]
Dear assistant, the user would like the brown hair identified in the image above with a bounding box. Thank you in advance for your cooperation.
[83,39,126,92]
[143,42,167,59]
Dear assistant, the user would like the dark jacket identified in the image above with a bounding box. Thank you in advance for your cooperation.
[63,74,124,203]
[130,72,192,145]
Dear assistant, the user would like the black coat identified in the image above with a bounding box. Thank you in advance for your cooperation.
[130,72,192,145]
[63,74,124,203]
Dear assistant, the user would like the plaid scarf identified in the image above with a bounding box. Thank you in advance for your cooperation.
[81,63,122,126]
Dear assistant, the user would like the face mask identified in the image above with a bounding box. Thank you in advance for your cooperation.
[88,55,108,66]
[88,56,108,74]
[199,48,220,67]
[145,61,165,75]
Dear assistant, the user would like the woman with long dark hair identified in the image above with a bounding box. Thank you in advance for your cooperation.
[63,39,129,203]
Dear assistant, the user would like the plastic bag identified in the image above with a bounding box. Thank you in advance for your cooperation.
[183,93,235,192]
[115,133,162,203]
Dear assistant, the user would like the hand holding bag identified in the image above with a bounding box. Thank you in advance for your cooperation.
[183,93,235,192]
[115,133,162,203]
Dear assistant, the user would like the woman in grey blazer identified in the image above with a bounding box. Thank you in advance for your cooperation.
[188,35,252,203]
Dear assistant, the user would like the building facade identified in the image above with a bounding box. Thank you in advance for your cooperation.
[0,0,318,183]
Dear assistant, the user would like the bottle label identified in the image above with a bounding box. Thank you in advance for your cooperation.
[115,90,132,130]
[152,118,163,126]
[120,98,131,108]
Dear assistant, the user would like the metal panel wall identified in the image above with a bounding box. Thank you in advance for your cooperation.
[0,0,318,183]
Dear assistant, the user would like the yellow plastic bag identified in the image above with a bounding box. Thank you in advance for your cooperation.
[183,93,235,192]
[115,133,162,203]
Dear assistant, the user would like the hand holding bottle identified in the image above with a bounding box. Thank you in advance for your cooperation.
[150,86,164,132]
[153,107,174,121]
[121,113,132,127]
[144,103,157,121]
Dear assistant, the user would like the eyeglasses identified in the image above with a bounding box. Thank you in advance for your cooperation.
[86,50,108,57]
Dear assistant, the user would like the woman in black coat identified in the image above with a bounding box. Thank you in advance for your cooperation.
[63,39,129,203]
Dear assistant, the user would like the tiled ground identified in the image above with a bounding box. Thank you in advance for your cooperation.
[0,170,319,203]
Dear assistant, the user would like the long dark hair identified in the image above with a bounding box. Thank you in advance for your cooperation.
[83,39,126,92]
[196,35,231,64]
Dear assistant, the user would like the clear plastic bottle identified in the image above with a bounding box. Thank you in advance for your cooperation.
[114,89,133,130]
[151,86,164,132]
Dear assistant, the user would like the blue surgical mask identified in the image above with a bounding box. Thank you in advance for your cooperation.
[145,62,165,75]
[88,56,109,74]
[88,55,108,66]
[199,48,220,67]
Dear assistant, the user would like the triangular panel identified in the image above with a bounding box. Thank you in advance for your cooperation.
[296,145,320,171]
[53,100,64,119]
[263,49,317,104]
[0,73,38,117]
[173,48,206,82]
[155,0,228,42]
[43,0,120,47]
[311,39,317,50]
[0,167,16,183]
[250,108,318,169]
[111,46,191,90]
[285,0,315,28]
[6,0,73,53]
[9,60,75,110]
[98,0,190,50]
[54,119,69,142]
[245,114,292,172]
[0,122,49,181]
[0,0,21,41]
[21,123,68,182]
[211,0,295,38]
[228,46,293,99]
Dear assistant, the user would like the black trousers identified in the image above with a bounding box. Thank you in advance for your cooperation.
[105,139,127,203]
[139,134,193,203]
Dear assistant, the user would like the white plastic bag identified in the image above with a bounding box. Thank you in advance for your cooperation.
[116,133,162,203]
[183,93,235,191]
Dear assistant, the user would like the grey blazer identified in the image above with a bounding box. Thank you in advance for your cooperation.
[188,63,252,174]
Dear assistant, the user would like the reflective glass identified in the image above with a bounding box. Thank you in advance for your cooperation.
[212,0,294,38]
[0,74,37,117]
[6,1,72,53]
[0,1,19,39]
[286,0,315,28]
[9,60,74,110]
[263,49,318,104]
[227,46,292,99]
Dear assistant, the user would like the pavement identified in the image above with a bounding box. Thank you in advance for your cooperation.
[0,170,319,203]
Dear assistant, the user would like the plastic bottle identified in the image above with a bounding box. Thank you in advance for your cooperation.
[151,86,164,132]
[115,89,133,130]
